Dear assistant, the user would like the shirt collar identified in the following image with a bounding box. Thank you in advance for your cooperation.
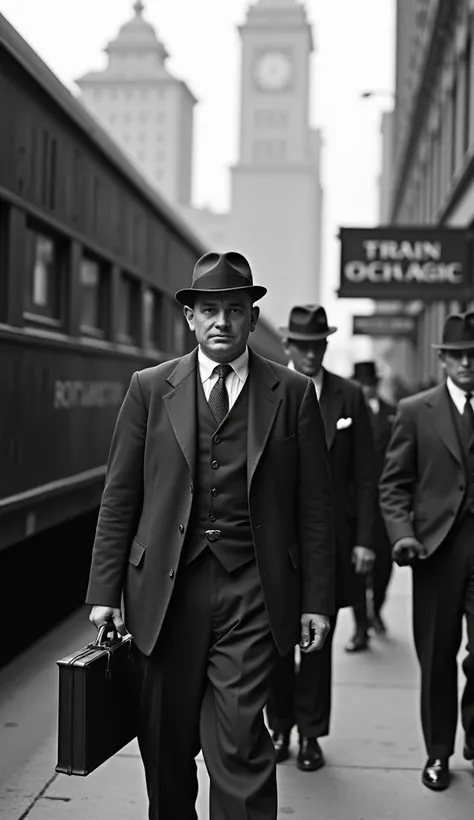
[446,376,472,412]
[198,346,249,384]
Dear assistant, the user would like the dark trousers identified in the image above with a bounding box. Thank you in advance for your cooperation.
[352,521,393,632]
[266,614,338,739]
[412,516,474,758]
[133,550,278,820]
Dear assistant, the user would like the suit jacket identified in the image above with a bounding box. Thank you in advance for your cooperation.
[379,382,467,555]
[86,347,335,657]
[318,369,377,608]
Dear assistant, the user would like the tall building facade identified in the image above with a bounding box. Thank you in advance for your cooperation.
[228,0,323,326]
[76,1,195,205]
[387,0,474,386]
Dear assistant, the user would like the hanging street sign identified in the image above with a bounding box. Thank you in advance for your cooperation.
[339,227,472,301]
[352,314,416,338]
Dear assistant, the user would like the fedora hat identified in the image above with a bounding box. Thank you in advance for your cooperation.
[175,251,267,306]
[432,311,474,350]
[279,304,337,341]
[352,361,379,384]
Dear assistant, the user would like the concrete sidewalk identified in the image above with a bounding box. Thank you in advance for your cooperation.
[1,568,473,819]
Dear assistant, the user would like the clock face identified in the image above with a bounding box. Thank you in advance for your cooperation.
[254,51,293,91]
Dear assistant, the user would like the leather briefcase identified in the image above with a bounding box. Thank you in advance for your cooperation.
[56,625,137,776]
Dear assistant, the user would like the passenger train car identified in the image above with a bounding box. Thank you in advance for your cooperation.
[0,15,284,553]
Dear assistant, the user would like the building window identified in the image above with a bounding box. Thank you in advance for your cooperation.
[155,151,165,162]
[118,273,140,342]
[451,78,458,176]
[140,112,148,123]
[79,255,108,335]
[143,288,163,348]
[124,112,131,123]
[464,37,472,154]
[24,224,63,325]
[156,112,165,124]
[140,88,148,100]
[138,132,146,143]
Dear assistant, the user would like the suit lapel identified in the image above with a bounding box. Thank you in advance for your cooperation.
[163,349,198,477]
[247,349,281,486]
[426,383,463,466]
[319,369,343,450]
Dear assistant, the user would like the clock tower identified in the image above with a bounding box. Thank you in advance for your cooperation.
[229,0,323,325]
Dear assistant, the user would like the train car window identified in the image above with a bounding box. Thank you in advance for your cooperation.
[23,224,64,326]
[79,256,108,337]
[173,304,187,355]
[143,288,163,349]
[117,273,140,344]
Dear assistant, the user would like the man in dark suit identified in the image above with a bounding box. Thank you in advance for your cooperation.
[380,310,474,792]
[266,305,376,771]
[86,254,335,820]
[346,361,396,652]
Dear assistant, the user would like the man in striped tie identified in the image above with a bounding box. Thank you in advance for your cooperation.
[87,251,335,819]
[380,310,474,793]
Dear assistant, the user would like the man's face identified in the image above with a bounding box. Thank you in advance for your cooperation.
[184,293,259,363]
[439,349,474,392]
[360,382,378,402]
[284,339,327,377]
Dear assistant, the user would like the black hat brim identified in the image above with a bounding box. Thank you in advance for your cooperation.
[175,284,267,306]
[432,341,474,350]
[278,327,338,341]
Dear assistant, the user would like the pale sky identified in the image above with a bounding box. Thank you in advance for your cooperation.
[0,0,396,369]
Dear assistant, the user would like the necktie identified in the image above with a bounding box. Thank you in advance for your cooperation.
[463,392,474,427]
[208,364,232,426]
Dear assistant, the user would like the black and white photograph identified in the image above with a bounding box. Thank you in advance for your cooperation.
[0,1,473,818]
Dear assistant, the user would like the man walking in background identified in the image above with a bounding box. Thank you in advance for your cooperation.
[86,254,335,820]
[345,361,395,652]
[380,311,474,792]
[267,304,376,772]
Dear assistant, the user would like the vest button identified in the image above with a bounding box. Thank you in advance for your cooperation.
[169,569,175,579]
[459,485,465,491]
[213,435,221,445]
[211,487,219,497]
[209,513,217,522]
[179,524,185,534]
[211,460,220,470]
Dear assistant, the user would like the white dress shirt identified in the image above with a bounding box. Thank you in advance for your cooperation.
[368,397,380,415]
[198,346,249,410]
[446,377,474,415]
[288,360,323,400]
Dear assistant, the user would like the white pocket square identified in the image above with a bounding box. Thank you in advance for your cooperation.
[336,417,352,430]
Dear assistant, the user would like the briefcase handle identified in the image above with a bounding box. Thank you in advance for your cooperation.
[94,624,125,648]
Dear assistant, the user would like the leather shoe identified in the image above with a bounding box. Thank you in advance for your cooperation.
[297,737,325,771]
[463,737,474,762]
[272,732,290,763]
[421,758,450,791]
[345,631,369,653]
[370,613,387,635]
